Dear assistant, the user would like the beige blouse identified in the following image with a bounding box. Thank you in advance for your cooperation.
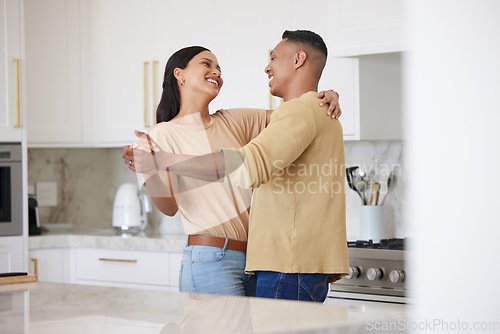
[146,108,267,242]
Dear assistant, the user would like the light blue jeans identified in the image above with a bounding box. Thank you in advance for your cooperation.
[179,243,256,296]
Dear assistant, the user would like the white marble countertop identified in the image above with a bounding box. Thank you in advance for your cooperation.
[2,282,408,334]
[29,232,186,253]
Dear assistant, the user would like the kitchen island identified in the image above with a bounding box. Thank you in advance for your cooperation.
[1,281,407,334]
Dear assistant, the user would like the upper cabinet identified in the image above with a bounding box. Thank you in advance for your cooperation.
[83,0,221,146]
[24,0,83,145]
[357,52,403,140]
[0,0,24,142]
[209,0,291,112]
[327,0,409,57]
[82,0,155,146]
[319,57,360,140]
[22,0,405,147]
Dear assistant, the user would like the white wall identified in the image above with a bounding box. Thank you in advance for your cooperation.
[405,0,500,332]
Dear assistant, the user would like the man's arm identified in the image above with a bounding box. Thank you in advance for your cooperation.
[227,100,316,188]
[128,100,317,189]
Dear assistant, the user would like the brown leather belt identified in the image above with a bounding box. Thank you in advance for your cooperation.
[188,234,247,253]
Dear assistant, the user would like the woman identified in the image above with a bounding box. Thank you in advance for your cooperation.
[123,46,340,296]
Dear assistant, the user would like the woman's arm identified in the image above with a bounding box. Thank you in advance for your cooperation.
[265,90,341,126]
[122,144,179,216]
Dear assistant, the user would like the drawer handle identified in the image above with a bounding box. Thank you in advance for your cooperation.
[31,258,38,275]
[98,258,137,263]
[143,61,150,128]
[13,58,21,128]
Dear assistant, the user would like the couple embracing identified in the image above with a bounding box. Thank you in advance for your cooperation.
[123,30,348,303]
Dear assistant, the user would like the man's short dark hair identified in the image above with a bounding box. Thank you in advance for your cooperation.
[282,30,328,59]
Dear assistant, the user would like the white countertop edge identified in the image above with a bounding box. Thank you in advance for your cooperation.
[29,234,186,253]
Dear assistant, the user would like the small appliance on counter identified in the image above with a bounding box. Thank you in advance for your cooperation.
[28,194,42,236]
[112,183,152,235]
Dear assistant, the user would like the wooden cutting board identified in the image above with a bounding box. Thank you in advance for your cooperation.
[0,274,38,285]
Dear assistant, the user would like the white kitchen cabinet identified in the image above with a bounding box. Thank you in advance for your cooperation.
[75,248,177,290]
[356,52,403,140]
[24,0,83,146]
[327,0,409,57]
[209,0,292,113]
[29,248,69,283]
[0,236,25,273]
[320,53,403,141]
[82,0,156,146]
[0,0,24,142]
[20,0,405,147]
[83,0,221,146]
[151,0,221,110]
[168,252,182,289]
[319,57,360,140]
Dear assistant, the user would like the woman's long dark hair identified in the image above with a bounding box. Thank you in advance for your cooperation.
[156,46,210,123]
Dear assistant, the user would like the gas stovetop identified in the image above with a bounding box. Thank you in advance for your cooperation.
[329,238,408,303]
[347,238,406,250]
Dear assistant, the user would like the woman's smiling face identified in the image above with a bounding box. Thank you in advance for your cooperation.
[177,51,223,100]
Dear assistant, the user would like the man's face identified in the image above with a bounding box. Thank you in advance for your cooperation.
[265,39,295,98]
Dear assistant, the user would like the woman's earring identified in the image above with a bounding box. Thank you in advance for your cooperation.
[180,79,185,86]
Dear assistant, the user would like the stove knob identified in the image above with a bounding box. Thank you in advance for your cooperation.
[346,266,360,279]
[367,268,383,281]
[389,270,405,283]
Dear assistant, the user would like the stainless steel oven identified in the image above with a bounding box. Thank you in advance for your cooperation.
[0,143,22,236]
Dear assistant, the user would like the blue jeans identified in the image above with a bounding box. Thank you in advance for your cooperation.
[255,271,329,302]
[179,244,256,296]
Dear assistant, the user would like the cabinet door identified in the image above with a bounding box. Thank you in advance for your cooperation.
[24,0,83,145]
[85,0,155,146]
[210,0,292,112]
[29,248,65,283]
[328,0,408,56]
[0,0,23,142]
[0,236,25,272]
[150,0,219,115]
[319,57,360,140]
[75,248,171,288]
[168,252,182,289]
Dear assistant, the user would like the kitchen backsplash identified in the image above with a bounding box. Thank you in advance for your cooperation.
[28,140,406,239]
[344,140,406,239]
[28,148,140,231]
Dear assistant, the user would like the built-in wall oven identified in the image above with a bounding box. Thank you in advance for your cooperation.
[0,143,22,236]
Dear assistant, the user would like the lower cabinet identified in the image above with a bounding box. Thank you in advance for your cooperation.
[29,248,182,291]
[29,248,67,283]
[0,236,26,273]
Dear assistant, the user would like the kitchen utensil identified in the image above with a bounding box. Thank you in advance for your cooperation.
[346,166,358,192]
[367,168,376,187]
[352,168,368,205]
[346,167,365,204]
[355,180,367,205]
[380,169,398,205]
[112,183,152,235]
[370,182,381,205]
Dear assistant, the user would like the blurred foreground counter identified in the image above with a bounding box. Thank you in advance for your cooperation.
[0,282,407,334]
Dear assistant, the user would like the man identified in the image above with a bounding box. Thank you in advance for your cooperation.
[128,30,348,302]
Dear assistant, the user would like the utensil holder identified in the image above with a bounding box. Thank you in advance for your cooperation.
[360,205,385,242]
